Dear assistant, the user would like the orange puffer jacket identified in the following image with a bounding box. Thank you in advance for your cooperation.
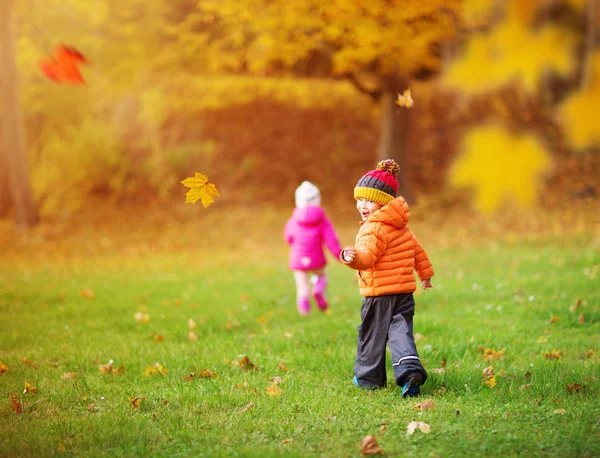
[341,196,434,296]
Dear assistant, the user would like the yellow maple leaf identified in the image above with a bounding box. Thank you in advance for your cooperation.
[266,383,283,396]
[485,376,497,388]
[396,89,414,108]
[450,126,552,213]
[180,172,219,208]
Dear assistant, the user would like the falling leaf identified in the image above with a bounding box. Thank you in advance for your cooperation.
[553,408,567,415]
[62,372,77,380]
[544,349,563,360]
[10,394,22,414]
[239,401,254,412]
[80,288,95,298]
[134,312,150,323]
[414,399,436,411]
[266,383,283,396]
[483,348,505,361]
[180,172,220,207]
[396,89,414,108]
[278,362,289,372]
[188,318,197,330]
[566,383,585,393]
[23,382,38,394]
[0,361,8,374]
[359,435,384,455]
[128,396,146,408]
[237,356,258,371]
[407,421,431,435]
[188,331,198,342]
[39,44,87,85]
[198,369,217,378]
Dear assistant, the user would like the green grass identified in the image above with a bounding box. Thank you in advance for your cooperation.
[1,215,599,457]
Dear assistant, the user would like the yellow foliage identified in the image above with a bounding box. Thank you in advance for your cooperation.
[559,52,600,150]
[450,126,552,213]
[445,0,576,93]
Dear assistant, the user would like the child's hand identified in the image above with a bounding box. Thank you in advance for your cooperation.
[342,247,357,262]
[421,278,433,290]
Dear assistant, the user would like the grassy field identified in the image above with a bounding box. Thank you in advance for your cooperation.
[0,204,598,457]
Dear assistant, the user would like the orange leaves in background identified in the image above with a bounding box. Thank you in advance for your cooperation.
[0,361,8,374]
[39,44,87,85]
[396,89,414,108]
[181,172,219,207]
[359,435,383,455]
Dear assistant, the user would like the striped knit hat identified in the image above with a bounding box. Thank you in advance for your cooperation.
[354,159,400,206]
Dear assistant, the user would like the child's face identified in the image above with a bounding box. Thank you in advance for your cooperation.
[356,198,382,221]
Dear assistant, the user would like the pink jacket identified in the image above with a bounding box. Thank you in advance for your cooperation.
[284,206,342,271]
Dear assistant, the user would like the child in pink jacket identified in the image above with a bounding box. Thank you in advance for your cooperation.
[284,181,342,315]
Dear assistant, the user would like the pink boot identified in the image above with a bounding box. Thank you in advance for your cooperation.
[312,276,328,311]
[297,297,310,315]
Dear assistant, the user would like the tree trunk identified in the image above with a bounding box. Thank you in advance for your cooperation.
[0,0,39,229]
[0,155,11,217]
[377,91,414,204]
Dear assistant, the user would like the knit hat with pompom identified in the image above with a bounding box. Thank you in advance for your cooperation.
[295,181,321,207]
[354,159,400,206]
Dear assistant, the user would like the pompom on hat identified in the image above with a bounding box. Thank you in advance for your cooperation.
[295,181,321,207]
[354,159,400,206]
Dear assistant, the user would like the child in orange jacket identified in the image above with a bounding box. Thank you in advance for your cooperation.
[341,159,434,397]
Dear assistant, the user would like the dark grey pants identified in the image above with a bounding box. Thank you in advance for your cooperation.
[354,293,427,389]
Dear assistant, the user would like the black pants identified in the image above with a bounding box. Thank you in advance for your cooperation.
[354,293,427,389]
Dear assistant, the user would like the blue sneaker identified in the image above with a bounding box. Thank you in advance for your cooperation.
[401,375,423,398]
[353,375,360,387]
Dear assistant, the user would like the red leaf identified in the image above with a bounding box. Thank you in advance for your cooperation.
[39,44,87,85]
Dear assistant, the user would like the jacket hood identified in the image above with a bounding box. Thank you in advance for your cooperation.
[292,205,325,226]
[369,196,410,229]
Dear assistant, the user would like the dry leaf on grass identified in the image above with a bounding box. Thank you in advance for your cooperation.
[23,382,38,394]
[266,383,283,397]
[134,312,150,323]
[545,349,563,360]
[9,394,22,414]
[483,348,505,361]
[0,361,8,374]
[236,356,258,371]
[553,408,567,415]
[188,318,197,330]
[278,362,288,372]
[407,421,431,435]
[414,399,436,411]
[62,372,77,380]
[239,401,254,412]
[128,396,146,408]
[359,435,383,455]
[566,383,585,393]
[519,384,533,391]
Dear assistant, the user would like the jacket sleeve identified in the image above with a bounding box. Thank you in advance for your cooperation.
[344,226,386,271]
[322,216,342,260]
[412,233,434,280]
[284,218,294,245]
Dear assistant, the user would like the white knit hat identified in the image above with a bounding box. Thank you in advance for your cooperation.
[295,181,321,207]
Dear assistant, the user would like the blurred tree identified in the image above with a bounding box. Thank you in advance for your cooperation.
[186,0,460,203]
[0,0,39,228]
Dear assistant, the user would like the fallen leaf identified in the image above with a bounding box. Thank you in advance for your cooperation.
[143,363,168,376]
[414,333,424,341]
[569,298,582,313]
[583,350,595,359]
[278,362,288,372]
[566,383,585,393]
[80,288,95,298]
[152,334,165,343]
[57,443,66,452]
[134,312,150,323]
[239,401,254,412]
[283,332,293,339]
[441,357,447,368]
[98,362,113,374]
[198,369,217,378]
[485,376,497,388]
[181,172,220,207]
[183,372,195,382]
[270,376,283,384]
[524,371,532,379]
[396,89,414,108]
[22,358,38,369]
[23,382,38,394]
[359,435,383,455]
[482,366,495,379]
[519,383,533,391]
[548,315,559,324]
[87,404,96,412]
[553,408,567,415]
[188,331,198,341]
[578,313,585,324]
[379,424,387,431]
[407,421,431,435]
[62,372,77,380]
[414,399,436,411]
[9,394,22,414]
[266,383,283,396]
[281,438,293,445]
[237,356,258,371]
[188,318,197,330]
[545,349,563,360]
[432,368,446,374]
[128,396,146,408]
[483,348,505,361]
[0,361,8,374]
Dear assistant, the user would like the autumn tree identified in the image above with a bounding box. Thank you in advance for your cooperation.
[184,0,460,203]
[0,0,39,228]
